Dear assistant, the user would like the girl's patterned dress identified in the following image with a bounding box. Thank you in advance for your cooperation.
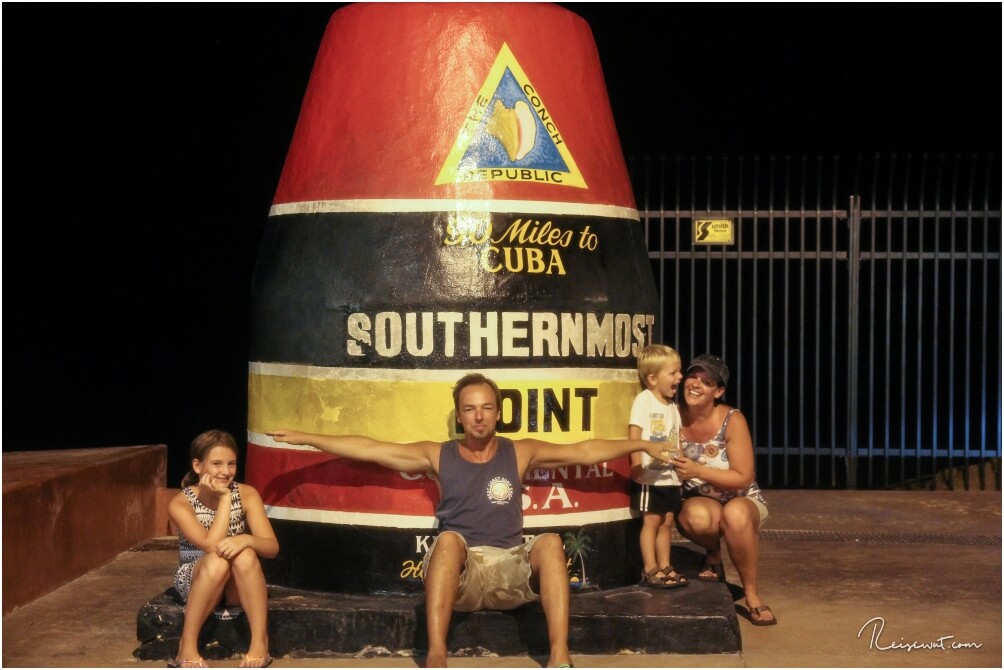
[173,482,247,619]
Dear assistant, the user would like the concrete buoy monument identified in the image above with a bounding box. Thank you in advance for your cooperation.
[246,2,659,595]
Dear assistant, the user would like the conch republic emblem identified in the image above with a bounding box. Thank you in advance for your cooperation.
[247,2,659,594]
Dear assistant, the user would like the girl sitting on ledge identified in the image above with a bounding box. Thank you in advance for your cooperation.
[168,429,279,668]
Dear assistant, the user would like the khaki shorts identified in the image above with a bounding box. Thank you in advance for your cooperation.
[747,496,769,526]
[421,531,550,611]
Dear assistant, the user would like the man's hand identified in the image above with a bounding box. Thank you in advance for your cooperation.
[641,440,671,467]
[266,429,305,445]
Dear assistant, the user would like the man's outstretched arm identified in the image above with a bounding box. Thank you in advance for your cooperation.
[519,437,669,472]
[266,429,439,475]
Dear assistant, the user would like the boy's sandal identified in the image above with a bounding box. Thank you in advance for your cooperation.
[698,557,726,582]
[167,659,208,668]
[660,565,689,588]
[748,605,778,626]
[639,567,672,588]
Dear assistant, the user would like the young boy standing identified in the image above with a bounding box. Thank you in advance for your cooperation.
[628,344,688,589]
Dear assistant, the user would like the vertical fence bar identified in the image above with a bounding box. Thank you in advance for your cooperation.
[782,156,791,485]
[816,155,826,486]
[899,155,911,486]
[752,156,765,483]
[916,154,928,486]
[771,155,779,482]
[797,156,807,486]
[967,153,975,484]
[736,156,745,413]
[883,154,895,488]
[979,155,991,461]
[963,156,974,476]
[722,155,730,363]
[846,194,861,489]
[932,155,945,477]
[830,156,840,487]
[703,155,713,351]
[659,156,669,348]
[865,154,878,488]
[672,157,681,351]
[673,155,682,352]
[686,155,696,356]
[987,154,1001,464]
[946,156,960,478]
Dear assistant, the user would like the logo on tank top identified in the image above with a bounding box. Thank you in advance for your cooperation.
[436,43,586,188]
[486,476,515,505]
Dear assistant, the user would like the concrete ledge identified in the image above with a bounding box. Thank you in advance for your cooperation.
[2,445,167,614]
[135,556,740,660]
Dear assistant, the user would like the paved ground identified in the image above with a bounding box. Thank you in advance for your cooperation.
[3,490,1001,668]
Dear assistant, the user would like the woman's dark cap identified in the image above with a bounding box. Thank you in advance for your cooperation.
[687,354,730,388]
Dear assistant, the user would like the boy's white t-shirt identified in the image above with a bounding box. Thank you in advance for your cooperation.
[629,388,682,486]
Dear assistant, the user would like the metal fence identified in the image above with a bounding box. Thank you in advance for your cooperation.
[631,153,1001,489]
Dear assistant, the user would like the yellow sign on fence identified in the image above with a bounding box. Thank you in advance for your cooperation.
[693,219,734,244]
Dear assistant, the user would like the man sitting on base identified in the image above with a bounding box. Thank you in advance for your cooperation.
[267,372,672,668]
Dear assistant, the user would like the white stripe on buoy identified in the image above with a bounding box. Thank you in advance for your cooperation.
[268,198,639,221]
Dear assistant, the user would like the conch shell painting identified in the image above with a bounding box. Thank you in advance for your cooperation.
[488,99,537,161]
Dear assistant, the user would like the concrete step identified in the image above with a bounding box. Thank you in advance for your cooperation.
[135,566,740,660]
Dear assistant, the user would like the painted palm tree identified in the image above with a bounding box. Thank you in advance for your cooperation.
[562,529,593,587]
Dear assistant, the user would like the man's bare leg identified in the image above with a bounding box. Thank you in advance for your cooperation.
[423,532,466,667]
[529,533,572,668]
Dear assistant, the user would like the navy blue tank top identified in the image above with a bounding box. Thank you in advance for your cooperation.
[436,437,523,549]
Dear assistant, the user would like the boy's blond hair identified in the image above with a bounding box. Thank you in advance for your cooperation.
[636,344,681,389]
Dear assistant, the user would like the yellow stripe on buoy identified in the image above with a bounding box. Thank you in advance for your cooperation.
[249,364,637,441]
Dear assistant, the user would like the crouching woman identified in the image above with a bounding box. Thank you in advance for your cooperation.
[168,430,279,668]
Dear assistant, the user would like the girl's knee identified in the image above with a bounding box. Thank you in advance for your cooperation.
[198,554,232,581]
[231,548,262,573]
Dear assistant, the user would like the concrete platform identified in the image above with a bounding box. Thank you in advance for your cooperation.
[133,543,739,660]
[3,489,1001,668]
[2,445,167,614]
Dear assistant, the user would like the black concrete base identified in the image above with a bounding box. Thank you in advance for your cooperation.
[135,569,740,660]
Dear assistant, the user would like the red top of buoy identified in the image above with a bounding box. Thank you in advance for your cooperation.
[273,2,635,210]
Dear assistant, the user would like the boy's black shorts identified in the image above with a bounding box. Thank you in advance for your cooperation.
[630,482,683,515]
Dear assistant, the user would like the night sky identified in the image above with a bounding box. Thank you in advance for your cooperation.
[4,2,998,485]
